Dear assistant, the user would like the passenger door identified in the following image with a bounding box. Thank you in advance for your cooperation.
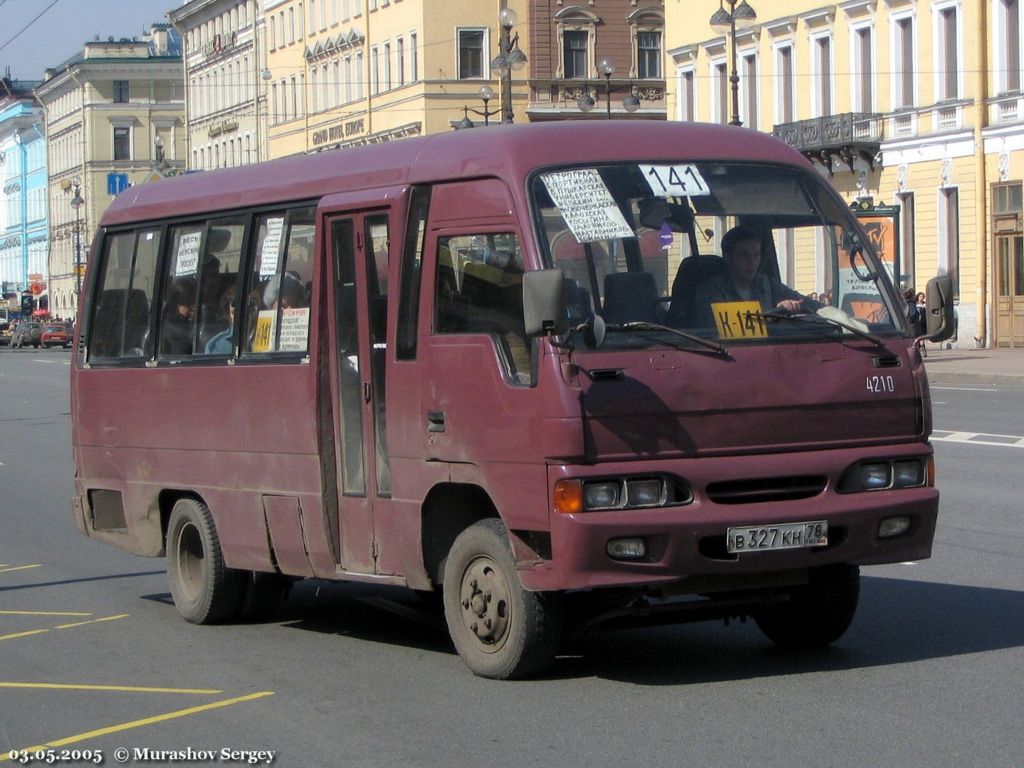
[996,233,1024,347]
[327,211,391,574]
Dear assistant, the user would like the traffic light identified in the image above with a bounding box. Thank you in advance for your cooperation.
[20,292,33,315]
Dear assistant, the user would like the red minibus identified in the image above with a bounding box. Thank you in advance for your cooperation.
[71,121,954,678]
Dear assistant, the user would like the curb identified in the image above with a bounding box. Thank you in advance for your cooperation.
[924,370,1024,387]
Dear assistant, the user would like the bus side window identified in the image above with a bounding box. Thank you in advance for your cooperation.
[243,206,315,355]
[195,219,246,356]
[434,233,531,384]
[158,225,204,357]
[89,229,159,360]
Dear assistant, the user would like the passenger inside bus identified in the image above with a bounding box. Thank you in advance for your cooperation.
[263,271,308,309]
[160,277,198,355]
[203,283,237,355]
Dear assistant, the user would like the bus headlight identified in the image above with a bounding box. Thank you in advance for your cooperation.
[839,458,929,492]
[554,476,692,513]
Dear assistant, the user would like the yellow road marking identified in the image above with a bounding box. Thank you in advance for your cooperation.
[0,564,43,574]
[0,691,276,762]
[0,614,127,640]
[0,610,93,617]
[0,629,50,641]
[0,682,224,694]
[55,614,129,630]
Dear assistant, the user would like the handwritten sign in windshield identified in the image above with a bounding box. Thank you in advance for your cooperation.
[542,169,635,244]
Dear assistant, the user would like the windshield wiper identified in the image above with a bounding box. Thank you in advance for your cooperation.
[605,321,729,355]
[752,311,887,349]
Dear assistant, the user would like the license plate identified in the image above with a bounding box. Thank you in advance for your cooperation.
[727,521,829,554]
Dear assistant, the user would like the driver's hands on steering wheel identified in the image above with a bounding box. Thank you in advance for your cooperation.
[774,299,803,314]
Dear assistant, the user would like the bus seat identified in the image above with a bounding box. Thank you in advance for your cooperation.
[601,272,658,325]
[564,278,593,326]
[665,255,728,327]
[124,289,151,356]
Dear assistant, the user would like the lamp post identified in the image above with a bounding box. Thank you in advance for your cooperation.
[709,0,757,127]
[70,181,84,298]
[489,6,527,123]
[598,57,614,118]
[458,85,501,128]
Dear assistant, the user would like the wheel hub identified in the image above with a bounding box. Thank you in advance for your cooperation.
[459,556,511,650]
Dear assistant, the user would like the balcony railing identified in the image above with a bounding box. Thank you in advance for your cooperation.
[772,112,883,154]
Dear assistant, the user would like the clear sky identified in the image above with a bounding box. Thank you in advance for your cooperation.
[0,0,185,82]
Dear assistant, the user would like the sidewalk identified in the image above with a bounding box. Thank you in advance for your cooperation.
[921,345,1024,386]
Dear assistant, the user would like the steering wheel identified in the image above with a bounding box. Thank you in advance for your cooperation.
[848,245,877,282]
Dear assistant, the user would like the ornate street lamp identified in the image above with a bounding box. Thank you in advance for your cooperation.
[489,6,527,123]
[709,0,757,126]
[70,181,84,297]
[598,56,614,118]
[458,85,502,128]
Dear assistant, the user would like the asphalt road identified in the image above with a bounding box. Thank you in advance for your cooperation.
[1,347,1022,768]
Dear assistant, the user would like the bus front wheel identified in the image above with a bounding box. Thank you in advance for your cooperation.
[755,564,860,649]
[442,518,562,680]
[166,498,243,624]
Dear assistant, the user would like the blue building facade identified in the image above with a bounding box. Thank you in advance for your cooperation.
[0,79,47,309]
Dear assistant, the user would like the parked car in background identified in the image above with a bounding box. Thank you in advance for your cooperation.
[0,322,10,346]
[11,321,42,348]
[41,323,72,348]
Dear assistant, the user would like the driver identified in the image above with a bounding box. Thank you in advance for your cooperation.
[693,225,819,327]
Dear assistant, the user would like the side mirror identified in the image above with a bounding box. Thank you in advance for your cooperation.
[924,274,955,342]
[523,269,568,337]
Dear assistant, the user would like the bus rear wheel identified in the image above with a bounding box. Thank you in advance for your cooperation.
[755,564,860,649]
[442,518,561,680]
[166,498,243,624]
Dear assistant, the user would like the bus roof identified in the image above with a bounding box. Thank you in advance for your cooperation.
[100,121,811,227]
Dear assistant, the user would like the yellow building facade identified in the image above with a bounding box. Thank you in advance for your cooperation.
[665,0,1024,348]
[264,0,531,157]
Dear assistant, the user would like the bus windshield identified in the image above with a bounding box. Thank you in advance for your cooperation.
[530,161,903,349]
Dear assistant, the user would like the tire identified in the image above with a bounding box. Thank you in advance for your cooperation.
[442,518,562,679]
[165,498,243,624]
[755,564,860,649]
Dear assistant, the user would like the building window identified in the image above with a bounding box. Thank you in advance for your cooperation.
[741,51,757,128]
[999,0,1021,93]
[812,34,832,117]
[853,26,873,111]
[637,31,661,79]
[713,60,728,124]
[937,5,960,100]
[397,36,405,86]
[113,80,129,103]
[940,187,960,300]
[898,191,916,289]
[894,15,915,109]
[113,127,131,160]
[563,30,588,78]
[385,41,392,90]
[677,68,695,122]
[371,46,380,93]
[410,32,418,81]
[776,44,794,123]
[458,29,485,79]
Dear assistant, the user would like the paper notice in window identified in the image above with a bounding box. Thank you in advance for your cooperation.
[175,231,202,276]
[542,169,635,243]
[260,218,285,277]
[252,310,276,353]
[279,307,310,351]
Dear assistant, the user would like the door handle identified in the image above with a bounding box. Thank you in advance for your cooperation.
[427,410,446,433]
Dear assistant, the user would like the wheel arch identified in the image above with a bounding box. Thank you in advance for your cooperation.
[420,482,498,587]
